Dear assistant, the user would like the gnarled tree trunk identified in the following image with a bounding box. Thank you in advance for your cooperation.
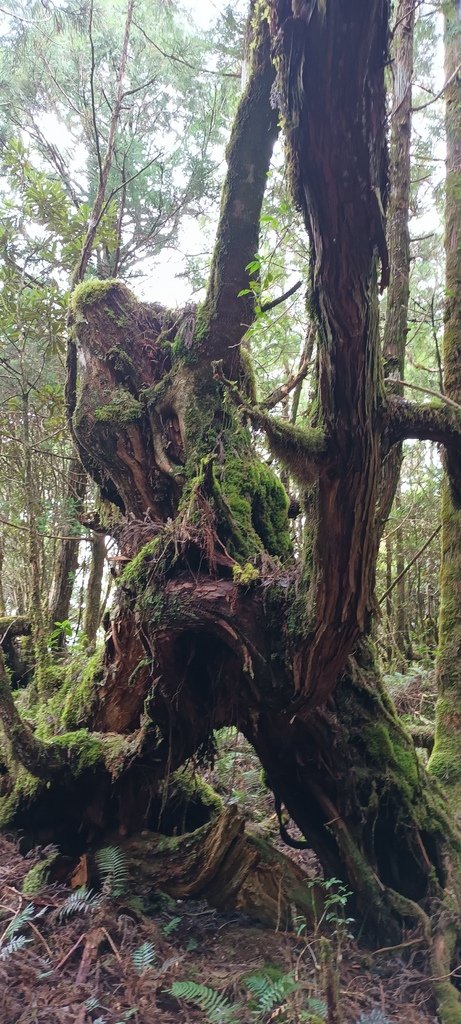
[3,4,461,1019]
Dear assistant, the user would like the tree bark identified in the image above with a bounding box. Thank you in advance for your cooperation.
[48,458,86,646]
[379,0,415,525]
[4,6,461,1018]
[428,0,461,812]
[83,533,105,646]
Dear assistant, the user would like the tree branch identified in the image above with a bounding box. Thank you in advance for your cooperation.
[384,396,461,449]
[0,651,65,779]
[202,13,279,366]
[260,358,311,410]
[260,279,303,313]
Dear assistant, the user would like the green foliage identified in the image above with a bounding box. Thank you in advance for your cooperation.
[3,903,36,939]
[169,981,237,1024]
[58,887,102,920]
[0,934,32,960]
[131,941,157,973]
[95,845,128,897]
[244,971,298,1016]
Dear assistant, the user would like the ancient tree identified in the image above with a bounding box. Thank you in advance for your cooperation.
[3,2,461,1018]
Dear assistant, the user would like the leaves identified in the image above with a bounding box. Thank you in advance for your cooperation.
[95,845,128,897]
[169,981,237,1024]
[132,941,157,973]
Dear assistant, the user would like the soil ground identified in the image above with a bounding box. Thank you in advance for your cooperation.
[0,832,439,1024]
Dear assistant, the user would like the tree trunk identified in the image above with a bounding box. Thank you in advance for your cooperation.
[83,533,105,646]
[4,5,461,1019]
[395,484,408,671]
[48,458,86,647]
[428,0,461,810]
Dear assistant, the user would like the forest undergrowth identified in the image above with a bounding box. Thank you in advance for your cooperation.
[0,682,443,1024]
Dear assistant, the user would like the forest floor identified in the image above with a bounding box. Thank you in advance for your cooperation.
[0,693,442,1024]
[0,829,439,1024]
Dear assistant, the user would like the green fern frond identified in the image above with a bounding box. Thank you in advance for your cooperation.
[132,941,157,973]
[95,845,128,896]
[245,971,297,1015]
[3,903,36,939]
[307,996,327,1018]
[59,886,101,919]
[169,981,237,1023]
[0,934,32,959]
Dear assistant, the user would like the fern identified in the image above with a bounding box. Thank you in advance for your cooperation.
[95,845,128,896]
[132,941,157,973]
[0,934,32,959]
[307,996,327,1018]
[169,981,237,1023]
[3,903,36,939]
[245,972,297,1016]
[59,886,101,919]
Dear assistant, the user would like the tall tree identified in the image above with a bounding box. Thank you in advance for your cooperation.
[3,3,461,1019]
[428,0,461,812]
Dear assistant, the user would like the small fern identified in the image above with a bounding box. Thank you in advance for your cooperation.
[0,934,32,959]
[95,845,128,896]
[307,996,327,1018]
[132,941,157,973]
[59,886,101,919]
[3,903,36,939]
[169,981,237,1023]
[245,972,297,1016]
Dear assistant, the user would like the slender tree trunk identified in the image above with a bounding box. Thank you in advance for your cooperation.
[428,0,461,808]
[395,484,408,670]
[379,0,414,526]
[21,390,49,691]
[48,458,86,646]
[385,529,393,665]
[83,533,105,646]
[0,537,6,617]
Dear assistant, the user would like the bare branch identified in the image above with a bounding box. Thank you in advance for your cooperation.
[72,0,135,286]
[379,523,441,605]
[133,20,240,79]
[412,62,461,111]
[261,358,311,411]
[88,0,103,183]
[385,377,461,412]
[260,279,303,313]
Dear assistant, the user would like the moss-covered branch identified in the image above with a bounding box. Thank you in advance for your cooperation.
[384,396,461,448]
[0,652,65,779]
[202,8,279,366]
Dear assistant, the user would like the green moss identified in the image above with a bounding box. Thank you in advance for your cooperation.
[362,723,394,762]
[0,765,42,828]
[53,729,103,773]
[94,389,142,424]
[239,347,257,403]
[218,454,292,562]
[119,538,162,588]
[21,853,58,895]
[174,768,223,814]
[60,647,104,730]
[69,278,122,313]
[233,562,260,585]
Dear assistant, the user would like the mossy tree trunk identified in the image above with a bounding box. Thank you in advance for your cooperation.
[83,533,106,647]
[428,1,461,809]
[4,4,461,1016]
[48,457,87,647]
